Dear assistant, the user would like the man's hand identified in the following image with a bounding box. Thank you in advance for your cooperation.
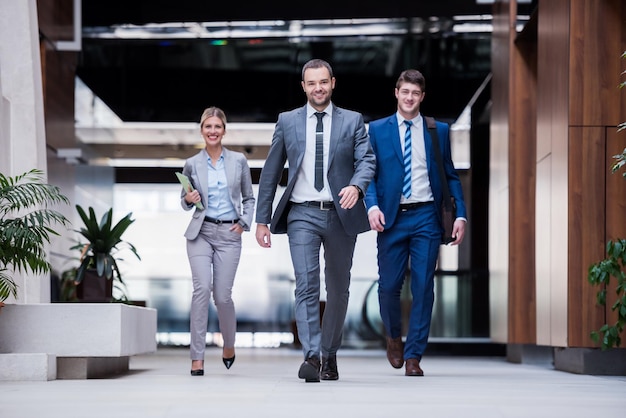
[368,208,385,232]
[448,219,466,246]
[256,224,272,248]
[338,185,360,209]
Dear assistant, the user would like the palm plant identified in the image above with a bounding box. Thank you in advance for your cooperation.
[0,169,69,302]
[71,205,140,287]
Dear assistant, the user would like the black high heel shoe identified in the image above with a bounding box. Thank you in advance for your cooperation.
[222,355,235,370]
[191,360,204,376]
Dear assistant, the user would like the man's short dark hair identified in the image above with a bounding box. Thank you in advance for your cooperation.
[302,59,334,80]
[396,69,426,91]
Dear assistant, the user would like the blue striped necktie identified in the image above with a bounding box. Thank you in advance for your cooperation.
[403,120,413,199]
[314,112,325,191]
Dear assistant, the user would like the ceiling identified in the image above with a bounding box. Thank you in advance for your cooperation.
[70,0,535,168]
[81,1,518,26]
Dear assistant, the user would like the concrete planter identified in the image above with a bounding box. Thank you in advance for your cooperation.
[0,303,157,380]
[554,347,626,375]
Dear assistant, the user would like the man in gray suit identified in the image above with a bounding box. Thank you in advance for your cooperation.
[255,59,375,382]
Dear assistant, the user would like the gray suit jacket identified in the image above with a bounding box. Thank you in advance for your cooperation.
[180,147,255,240]
[256,104,376,236]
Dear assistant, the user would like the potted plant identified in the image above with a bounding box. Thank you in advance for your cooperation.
[0,169,70,307]
[70,205,140,302]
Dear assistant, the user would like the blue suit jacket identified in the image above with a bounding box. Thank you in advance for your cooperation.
[364,114,466,232]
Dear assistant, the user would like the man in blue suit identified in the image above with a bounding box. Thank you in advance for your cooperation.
[365,69,467,376]
[256,59,375,382]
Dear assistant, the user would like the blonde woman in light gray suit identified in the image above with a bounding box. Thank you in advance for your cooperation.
[181,107,255,376]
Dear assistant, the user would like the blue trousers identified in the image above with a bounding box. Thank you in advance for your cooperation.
[377,203,441,360]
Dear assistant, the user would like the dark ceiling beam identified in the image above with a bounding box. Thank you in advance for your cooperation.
[81,143,271,163]
[82,1,498,27]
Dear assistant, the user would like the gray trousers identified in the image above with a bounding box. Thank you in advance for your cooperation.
[187,222,242,360]
[287,204,357,360]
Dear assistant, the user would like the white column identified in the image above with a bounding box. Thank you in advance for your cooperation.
[0,0,50,303]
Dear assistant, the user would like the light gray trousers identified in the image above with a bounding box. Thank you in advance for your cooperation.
[287,204,356,360]
[187,221,242,360]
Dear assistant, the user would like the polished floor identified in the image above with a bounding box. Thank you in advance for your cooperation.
[2,347,625,418]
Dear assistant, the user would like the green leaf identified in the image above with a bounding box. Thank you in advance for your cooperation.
[588,236,626,349]
[71,205,140,289]
[0,169,69,301]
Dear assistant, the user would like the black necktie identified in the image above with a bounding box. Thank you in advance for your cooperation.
[314,112,325,191]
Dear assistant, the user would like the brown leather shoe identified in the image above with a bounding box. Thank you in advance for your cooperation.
[405,358,424,376]
[386,337,404,369]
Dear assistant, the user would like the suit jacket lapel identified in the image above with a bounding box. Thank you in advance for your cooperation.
[389,116,403,164]
[194,151,209,207]
[223,148,235,188]
[328,106,343,167]
[294,106,307,168]
[421,118,433,173]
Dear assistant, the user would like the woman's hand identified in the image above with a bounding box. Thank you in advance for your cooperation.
[185,188,201,205]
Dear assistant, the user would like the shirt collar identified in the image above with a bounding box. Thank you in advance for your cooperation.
[307,102,333,118]
[396,112,422,127]
[202,148,224,161]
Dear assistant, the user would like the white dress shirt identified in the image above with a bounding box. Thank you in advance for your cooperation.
[399,113,434,204]
[291,103,334,203]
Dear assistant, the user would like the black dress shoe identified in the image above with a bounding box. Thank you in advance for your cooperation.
[190,369,204,376]
[321,355,338,381]
[298,356,320,382]
[223,355,235,369]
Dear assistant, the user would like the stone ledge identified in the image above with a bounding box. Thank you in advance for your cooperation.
[0,353,56,381]
[0,303,157,380]
[507,343,554,366]
[57,356,129,379]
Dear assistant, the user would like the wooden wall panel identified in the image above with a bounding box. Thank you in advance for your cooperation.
[488,0,513,344]
[567,0,626,348]
[604,128,626,340]
[606,129,626,239]
[37,0,74,41]
[535,0,571,347]
[569,0,622,127]
[568,127,606,347]
[41,49,77,152]
[37,0,78,154]
[535,157,552,344]
[508,35,537,344]
[547,0,571,348]
[495,0,625,350]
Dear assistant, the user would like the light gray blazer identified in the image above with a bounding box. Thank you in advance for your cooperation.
[180,147,255,240]
[256,103,376,236]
